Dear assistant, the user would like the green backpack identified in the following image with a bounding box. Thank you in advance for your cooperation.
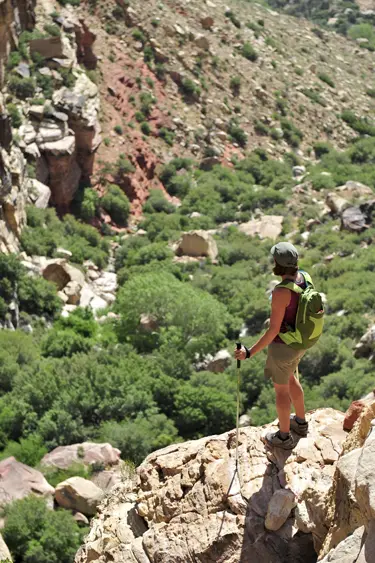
[276,271,324,350]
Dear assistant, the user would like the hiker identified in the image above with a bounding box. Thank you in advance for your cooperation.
[234,242,324,450]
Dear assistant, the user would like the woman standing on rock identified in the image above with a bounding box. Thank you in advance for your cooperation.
[235,242,324,450]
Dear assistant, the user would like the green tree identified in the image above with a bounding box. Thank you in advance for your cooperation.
[3,496,85,563]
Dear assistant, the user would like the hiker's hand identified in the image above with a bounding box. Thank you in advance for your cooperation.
[234,346,247,361]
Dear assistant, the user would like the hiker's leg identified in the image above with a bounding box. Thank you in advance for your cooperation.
[274,383,291,433]
[289,373,305,420]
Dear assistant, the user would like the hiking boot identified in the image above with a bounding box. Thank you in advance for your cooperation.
[264,430,295,450]
[290,415,309,437]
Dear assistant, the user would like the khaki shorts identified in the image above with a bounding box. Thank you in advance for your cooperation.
[264,342,305,385]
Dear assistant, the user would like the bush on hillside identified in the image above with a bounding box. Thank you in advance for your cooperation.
[3,496,85,563]
[241,42,258,61]
[8,76,35,99]
[101,184,130,226]
[6,103,22,128]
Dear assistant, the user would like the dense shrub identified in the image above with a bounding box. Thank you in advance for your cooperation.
[8,76,35,99]
[241,42,258,61]
[6,103,22,128]
[101,184,130,226]
[3,496,85,563]
[342,110,375,136]
[318,72,335,88]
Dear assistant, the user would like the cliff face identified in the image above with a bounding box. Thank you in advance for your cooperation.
[76,408,350,563]
[0,0,35,253]
[0,0,35,88]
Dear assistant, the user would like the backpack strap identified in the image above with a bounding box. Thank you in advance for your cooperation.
[276,280,303,294]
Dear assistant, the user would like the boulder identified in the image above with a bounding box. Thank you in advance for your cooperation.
[75,408,347,563]
[201,16,214,29]
[355,438,375,521]
[341,206,368,233]
[176,230,218,260]
[42,260,85,293]
[320,525,364,562]
[265,489,296,531]
[238,216,284,241]
[74,512,90,527]
[336,181,373,201]
[27,178,51,209]
[0,534,11,562]
[0,457,55,508]
[206,349,232,373]
[354,325,375,359]
[55,477,104,516]
[293,165,306,178]
[42,442,121,470]
[29,36,66,59]
[194,34,210,50]
[344,400,366,431]
[91,469,123,493]
[326,193,351,215]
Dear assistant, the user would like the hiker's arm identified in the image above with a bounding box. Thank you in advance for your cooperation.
[249,288,290,357]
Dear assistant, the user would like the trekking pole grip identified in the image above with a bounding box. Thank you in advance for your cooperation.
[236,342,242,369]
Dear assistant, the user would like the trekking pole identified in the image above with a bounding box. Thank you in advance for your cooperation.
[235,342,242,472]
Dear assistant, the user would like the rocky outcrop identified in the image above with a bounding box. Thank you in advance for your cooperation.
[42,259,85,303]
[319,401,375,561]
[41,442,121,470]
[55,476,104,516]
[176,230,218,260]
[76,408,347,563]
[0,533,12,562]
[239,216,284,241]
[0,0,35,89]
[0,140,28,254]
[0,457,55,508]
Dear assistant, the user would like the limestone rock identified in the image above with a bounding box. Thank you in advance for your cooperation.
[206,349,232,373]
[41,442,121,470]
[265,489,296,531]
[29,36,69,60]
[238,216,284,241]
[42,260,85,292]
[74,512,89,527]
[320,525,364,562]
[194,34,210,50]
[27,178,51,209]
[336,181,373,201]
[0,457,55,508]
[55,477,104,516]
[355,438,375,521]
[326,193,351,215]
[76,409,347,563]
[341,206,368,233]
[176,230,218,260]
[0,533,12,562]
[354,325,375,360]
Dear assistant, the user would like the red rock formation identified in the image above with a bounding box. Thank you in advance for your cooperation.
[75,19,97,70]
[343,400,366,431]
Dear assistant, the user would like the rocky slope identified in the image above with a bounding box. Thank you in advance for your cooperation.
[75,408,349,563]
[79,0,375,215]
[75,402,375,563]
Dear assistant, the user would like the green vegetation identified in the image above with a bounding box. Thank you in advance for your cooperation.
[3,496,85,562]
[225,9,242,29]
[230,76,241,96]
[241,42,258,61]
[341,110,375,137]
[20,208,110,268]
[8,76,35,99]
[114,125,123,135]
[43,23,61,37]
[141,122,151,135]
[6,103,22,128]
[57,0,80,5]
[301,88,327,107]
[228,119,248,147]
[318,72,335,88]
[180,78,201,100]
[101,185,130,226]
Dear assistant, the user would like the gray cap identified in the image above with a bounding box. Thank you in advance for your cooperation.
[271,242,299,268]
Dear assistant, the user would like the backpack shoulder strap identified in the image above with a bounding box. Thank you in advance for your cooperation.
[299,270,314,287]
[276,280,303,294]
